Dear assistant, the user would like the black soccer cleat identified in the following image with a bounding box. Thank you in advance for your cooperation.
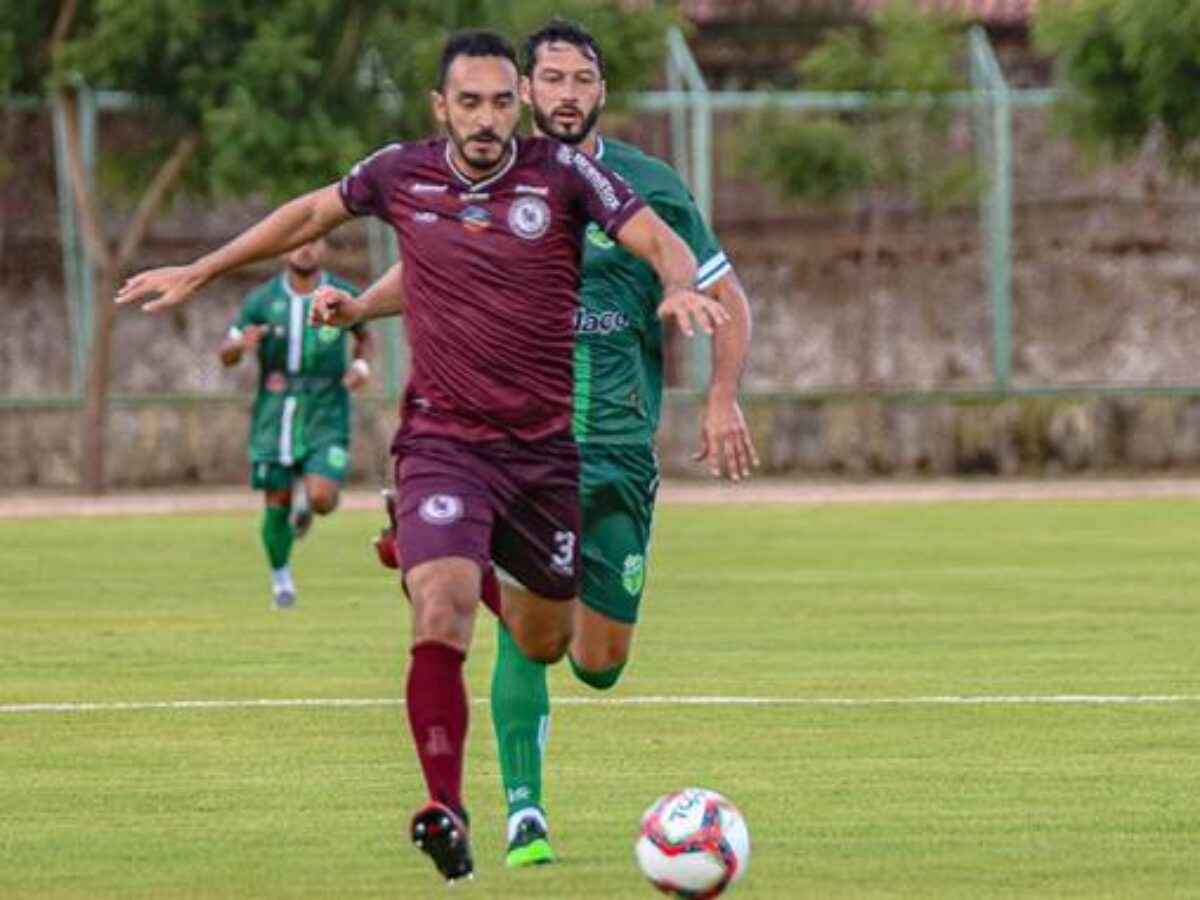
[410,802,474,884]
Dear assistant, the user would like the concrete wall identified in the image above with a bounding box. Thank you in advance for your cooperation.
[6,392,1200,489]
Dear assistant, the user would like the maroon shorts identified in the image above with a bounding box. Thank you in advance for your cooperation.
[390,430,581,601]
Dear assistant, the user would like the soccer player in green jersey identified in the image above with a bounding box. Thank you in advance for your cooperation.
[498,20,756,866]
[309,19,756,867]
[220,237,373,609]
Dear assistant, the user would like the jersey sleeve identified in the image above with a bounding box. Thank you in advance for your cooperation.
[555,144,645,238]
[339,143,405,219]
[648,170,730,291]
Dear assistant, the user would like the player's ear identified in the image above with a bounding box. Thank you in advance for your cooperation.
[519,75,532,106]
[431,89,447,125]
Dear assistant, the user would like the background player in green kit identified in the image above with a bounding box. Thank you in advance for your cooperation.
[220,237,373,609]
[311,19,757,867]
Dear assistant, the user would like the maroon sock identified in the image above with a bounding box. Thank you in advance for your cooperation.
[407,641,468,812]
[480,566,502,619]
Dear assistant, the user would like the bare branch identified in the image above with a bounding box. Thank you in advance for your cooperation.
[49,0,80,63]
[320,1,365,96]
[114,132,200,270]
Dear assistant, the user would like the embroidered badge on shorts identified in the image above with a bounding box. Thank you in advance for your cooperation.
[622,554,645,595]
[419,494,463,525]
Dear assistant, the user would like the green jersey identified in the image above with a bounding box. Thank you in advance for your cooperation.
[572,137,729,445]
[231,271,362,466]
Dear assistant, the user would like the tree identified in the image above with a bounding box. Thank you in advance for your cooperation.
[737,3,972,385]
[1036,0,1200,175]
[29,0,674,493]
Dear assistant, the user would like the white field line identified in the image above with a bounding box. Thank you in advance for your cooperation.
[8,478,1200,518]
[1,694,1198,715]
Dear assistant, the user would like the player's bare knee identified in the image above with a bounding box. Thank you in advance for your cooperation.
[570,640,629,674]
[405,561,478,648]
[310,491,339,515]
[511,623,570,664]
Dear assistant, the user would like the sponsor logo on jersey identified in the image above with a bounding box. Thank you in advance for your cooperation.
[458,205,492,232]
[585,222,615,249]
[515,184,550,196]
[507,196,551,240]
[412,211,438,224]
[411,182,447,193]
[622,554,646,595]
[575,308,631,336]
[265,372,288,394]
[419,494,464,525]
[459,191,491,202]
[559,146,620,211]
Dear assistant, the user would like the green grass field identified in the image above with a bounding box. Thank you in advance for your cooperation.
[2,498,1198,898]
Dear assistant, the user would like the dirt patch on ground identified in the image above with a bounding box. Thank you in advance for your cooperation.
[4,478,1200,519]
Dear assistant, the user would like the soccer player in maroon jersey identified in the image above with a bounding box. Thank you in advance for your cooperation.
[116,30,727,884]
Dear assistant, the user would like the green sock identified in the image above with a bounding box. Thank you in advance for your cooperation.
[491,620,549,819]
[262,504,294,570]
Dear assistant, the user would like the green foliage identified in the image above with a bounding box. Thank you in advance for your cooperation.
[738,112,870,203]
[737,2,970,209]
[1037,0,1200,174]
[39,0,673,204]
[0,1,63,96]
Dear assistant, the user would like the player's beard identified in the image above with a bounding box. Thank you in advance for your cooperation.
[447,121,513,173]
[531,100,602,147]
[288,262,318,278]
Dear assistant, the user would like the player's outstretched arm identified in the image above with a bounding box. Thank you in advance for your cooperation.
[613,208,729,337]
[312,262,406,328]
[218,324,267,368]
[696,270,759,482]
[116,185,352,313]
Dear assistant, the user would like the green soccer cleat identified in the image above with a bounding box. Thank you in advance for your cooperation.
[505,814,555,868]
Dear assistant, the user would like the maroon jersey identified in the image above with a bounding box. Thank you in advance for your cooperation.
[339,137,644,442]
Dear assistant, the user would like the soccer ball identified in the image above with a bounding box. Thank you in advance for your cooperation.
[634,788,750,898]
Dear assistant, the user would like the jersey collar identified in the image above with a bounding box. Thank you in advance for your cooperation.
[280,270,327,301]
[443,137,518,191]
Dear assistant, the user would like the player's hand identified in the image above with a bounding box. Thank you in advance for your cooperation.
[116,265,208,313]
[240,324,269,350]
[657,289,730,338]
[311,285,364,328]
[695,394,759,482]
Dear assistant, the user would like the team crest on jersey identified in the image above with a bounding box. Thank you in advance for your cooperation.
[585,222,615,250]
[458,205,492,232]
[318,325,340,343]
[622,554,645,595]
[508,196,551,240]
[419,494,463,525]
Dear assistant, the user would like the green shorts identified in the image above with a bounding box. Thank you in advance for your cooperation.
[579,442,659,624]
[250,442,351,492]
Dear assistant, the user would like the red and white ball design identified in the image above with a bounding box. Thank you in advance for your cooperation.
[635,788,750,898]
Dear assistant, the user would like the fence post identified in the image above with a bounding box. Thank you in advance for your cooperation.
[969,27,1014,392]
[666,27,714,391]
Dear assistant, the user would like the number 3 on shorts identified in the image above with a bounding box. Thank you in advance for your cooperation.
[550,530,576,576]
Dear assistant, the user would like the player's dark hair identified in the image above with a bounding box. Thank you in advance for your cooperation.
[522,18,606,79]
[438,30,519,89]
